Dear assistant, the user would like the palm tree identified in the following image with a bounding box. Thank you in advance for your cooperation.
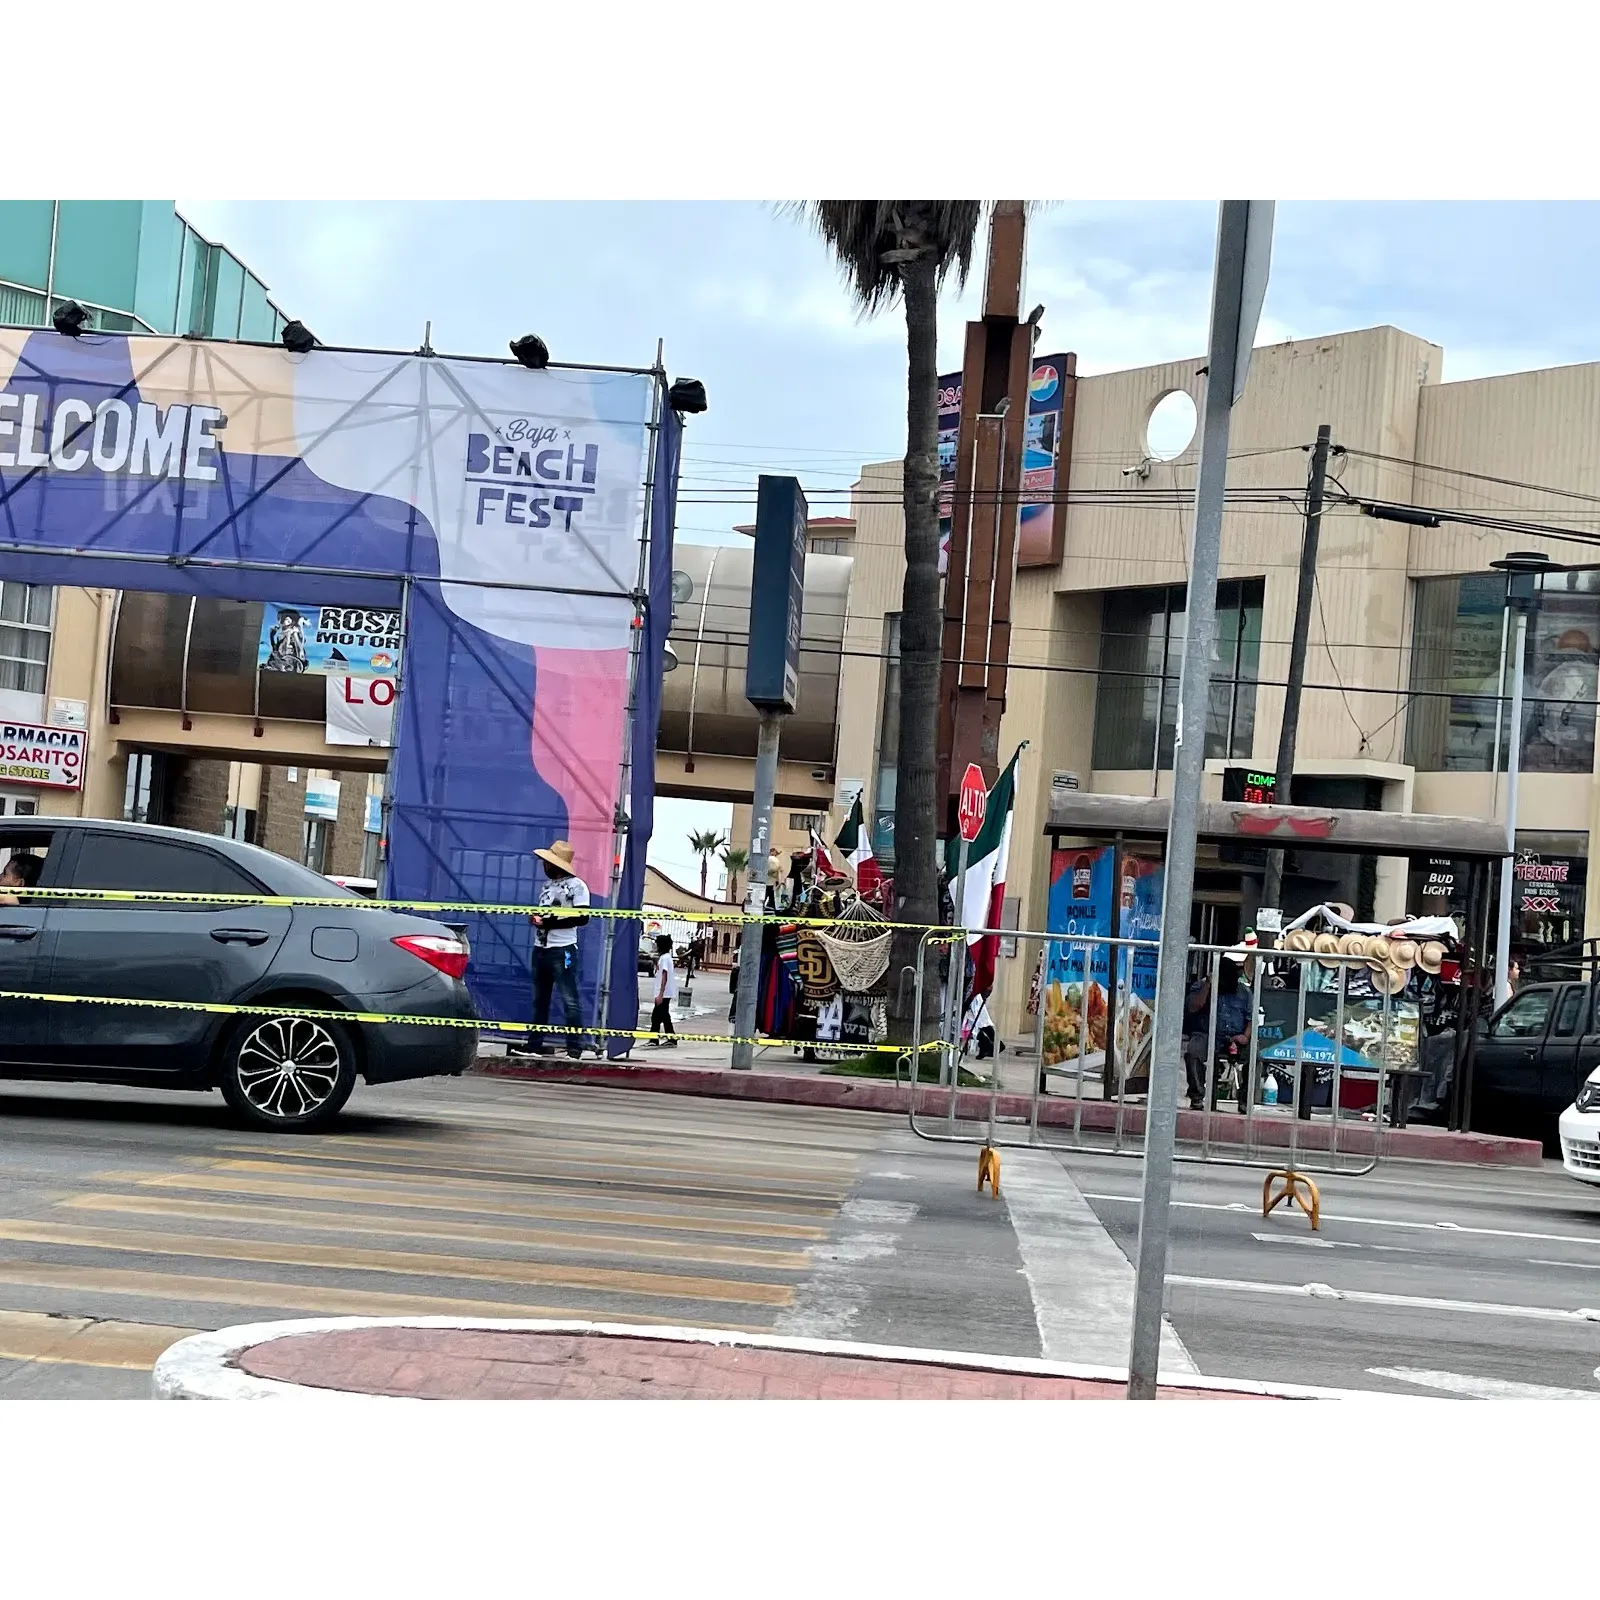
[802,202,983,1036]
[719,845,749,904]
[688,828,725,899]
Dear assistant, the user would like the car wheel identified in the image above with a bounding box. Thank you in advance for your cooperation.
[218,1011,358,1132]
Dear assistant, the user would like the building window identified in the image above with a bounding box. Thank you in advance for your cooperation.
[789,813,822,834]
[0,584,53,694]
[1091,579,1263,770]
[301,817,332,874]
[808,536,849,555]
[122,751,166,825]
[872,613,901,866]
[0,791,37,818]
[1407,570,1600,774]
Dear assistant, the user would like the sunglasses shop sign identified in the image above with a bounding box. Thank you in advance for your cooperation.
[258,604,400,749]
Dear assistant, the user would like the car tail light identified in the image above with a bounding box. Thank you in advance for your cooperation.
[393,933,469,980]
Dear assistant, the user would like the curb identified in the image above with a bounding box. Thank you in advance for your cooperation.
[470,1060,1544,1167]
[150,1316,1386,1401]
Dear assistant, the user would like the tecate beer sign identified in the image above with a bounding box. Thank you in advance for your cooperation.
[0,721,84,789]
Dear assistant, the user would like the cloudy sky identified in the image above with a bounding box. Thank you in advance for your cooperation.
[177,199,1600,885]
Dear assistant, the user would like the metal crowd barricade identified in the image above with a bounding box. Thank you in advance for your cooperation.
[908,926,1408,1180]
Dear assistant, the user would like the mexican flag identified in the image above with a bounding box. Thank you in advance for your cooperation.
[833,796,883,899]
[950,746,1021,1001]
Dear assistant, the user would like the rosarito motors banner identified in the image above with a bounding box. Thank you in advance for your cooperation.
[0,332,678,1037]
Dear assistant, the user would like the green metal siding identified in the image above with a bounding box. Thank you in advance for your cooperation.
[0,201,53,290]
[207,250,245,339]
[51,200,144,312]
[0,282,46,325]
[238,276,275,342]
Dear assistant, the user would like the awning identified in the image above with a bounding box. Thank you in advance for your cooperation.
[1043,791,1509,861]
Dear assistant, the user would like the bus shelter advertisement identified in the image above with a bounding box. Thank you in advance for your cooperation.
[1040,847,1162,1083]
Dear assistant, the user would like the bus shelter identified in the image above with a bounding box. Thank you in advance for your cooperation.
[1041,790,1511,1134]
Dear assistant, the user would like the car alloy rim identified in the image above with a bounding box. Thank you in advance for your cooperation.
[236,1016,342,1119]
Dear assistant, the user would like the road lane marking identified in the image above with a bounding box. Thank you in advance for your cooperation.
[0,1261,771,1331]
[1004,1151,1197,1373]
[59,1193,814,1271]
[1083,1190,1600,1251]
[1168,1274,1600,1323]
[1368,1367,1600,1400]
[215,1141,855,1197]
[205,1156,842,1216]
[0,1308,195,1370]
[1250,1233,1347,1249]
[0,1219,794,1308]
[87,1171,830,1239]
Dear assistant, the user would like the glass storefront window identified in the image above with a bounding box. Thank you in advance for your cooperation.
[1092,579,1263,770]
[1408,569,1600,774]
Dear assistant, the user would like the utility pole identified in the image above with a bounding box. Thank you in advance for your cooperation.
[1127,200,1274,1402]
[1261,423,1333,915]
[731,712,780,1069]
[936,203,1033,824]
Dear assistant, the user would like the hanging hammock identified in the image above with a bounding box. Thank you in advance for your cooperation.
[815,895,892,992]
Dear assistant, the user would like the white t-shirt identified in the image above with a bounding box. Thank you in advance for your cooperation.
[537,874,590,948]
[655,952,678,1001]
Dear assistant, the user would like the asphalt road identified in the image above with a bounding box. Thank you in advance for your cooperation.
[1,1072,1598,1398]
[1062,1148,1600,1396]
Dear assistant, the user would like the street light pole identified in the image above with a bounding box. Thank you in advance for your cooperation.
[1127,200,1274,1402]
[1490,551,1553,1006]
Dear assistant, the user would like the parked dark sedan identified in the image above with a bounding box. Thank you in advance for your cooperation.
[0,817,477,1131]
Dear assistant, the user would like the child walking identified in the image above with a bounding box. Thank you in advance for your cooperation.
[649,933,678,1046]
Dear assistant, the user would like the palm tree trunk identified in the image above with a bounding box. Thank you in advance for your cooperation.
[889,251,943,1040]
[699,858,707,898]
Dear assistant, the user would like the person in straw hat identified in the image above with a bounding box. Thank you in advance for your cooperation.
[522,839,593,1058]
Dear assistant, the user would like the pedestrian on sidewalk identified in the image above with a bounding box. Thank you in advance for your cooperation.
[522,839,592,1059]
[728,933,741,1024]
[649,934,679,1047]
[1183,958,1251,1110]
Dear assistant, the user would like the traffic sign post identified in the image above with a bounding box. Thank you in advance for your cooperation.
[943,764,988,1093]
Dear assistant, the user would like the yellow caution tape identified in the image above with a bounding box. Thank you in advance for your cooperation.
[0,987,943,1056]
[9,886,966,936]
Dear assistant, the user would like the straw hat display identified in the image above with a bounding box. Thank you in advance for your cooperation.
[1285,929,1315,954]
[1417,941,1446,975]
[1337,931,1368,959]
[1313,932,1342,968]
[1367,961,1410,996]
[1388,938,1420,971]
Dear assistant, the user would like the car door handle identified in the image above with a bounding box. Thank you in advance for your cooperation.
[0,924,36,941]
[211,928,270,946]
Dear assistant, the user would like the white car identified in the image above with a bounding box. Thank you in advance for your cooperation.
[1559,1066,1600,1184]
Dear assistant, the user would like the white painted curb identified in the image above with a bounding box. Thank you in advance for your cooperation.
[151,1316,1387,1400]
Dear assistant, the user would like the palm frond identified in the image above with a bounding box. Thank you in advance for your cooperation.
[798,201,984,314]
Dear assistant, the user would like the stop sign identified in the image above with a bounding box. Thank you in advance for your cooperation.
[958,763,987,842]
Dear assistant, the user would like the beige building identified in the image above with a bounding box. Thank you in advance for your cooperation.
[833,324,1600,1031]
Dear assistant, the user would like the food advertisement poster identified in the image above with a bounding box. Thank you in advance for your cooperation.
[1041,847,1162,1078]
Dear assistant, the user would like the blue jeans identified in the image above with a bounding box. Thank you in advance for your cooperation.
[532,945,585,1054]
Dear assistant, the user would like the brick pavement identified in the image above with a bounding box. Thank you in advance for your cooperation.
[234,1327,1271,1399]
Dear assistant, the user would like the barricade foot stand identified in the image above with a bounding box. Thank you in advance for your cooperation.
[1262,1169,1320,1231]
[978,1145,1001,1198]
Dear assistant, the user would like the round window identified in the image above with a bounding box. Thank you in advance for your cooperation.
[1146,390,1198,461]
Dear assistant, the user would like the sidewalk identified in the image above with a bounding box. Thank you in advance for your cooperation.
[151,1317,1362,1400]
[476,990,1543,1168]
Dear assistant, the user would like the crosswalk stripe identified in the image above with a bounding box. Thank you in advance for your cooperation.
[0,1308,195,1370]
[89,1170,830,1239]
[0,1260,772,1330]
[205,1156,842,1215]
[0,1219,795,1307]
[303,1132,859,1180]
[211,1143,853,1200]
[61,1193,815,1271]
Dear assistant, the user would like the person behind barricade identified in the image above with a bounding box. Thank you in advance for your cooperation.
[648,934,679,1047]
[1183,956,1252,1111]
[519,839,592,1059]
[728,932,742,1025]
[0,852,42,908]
